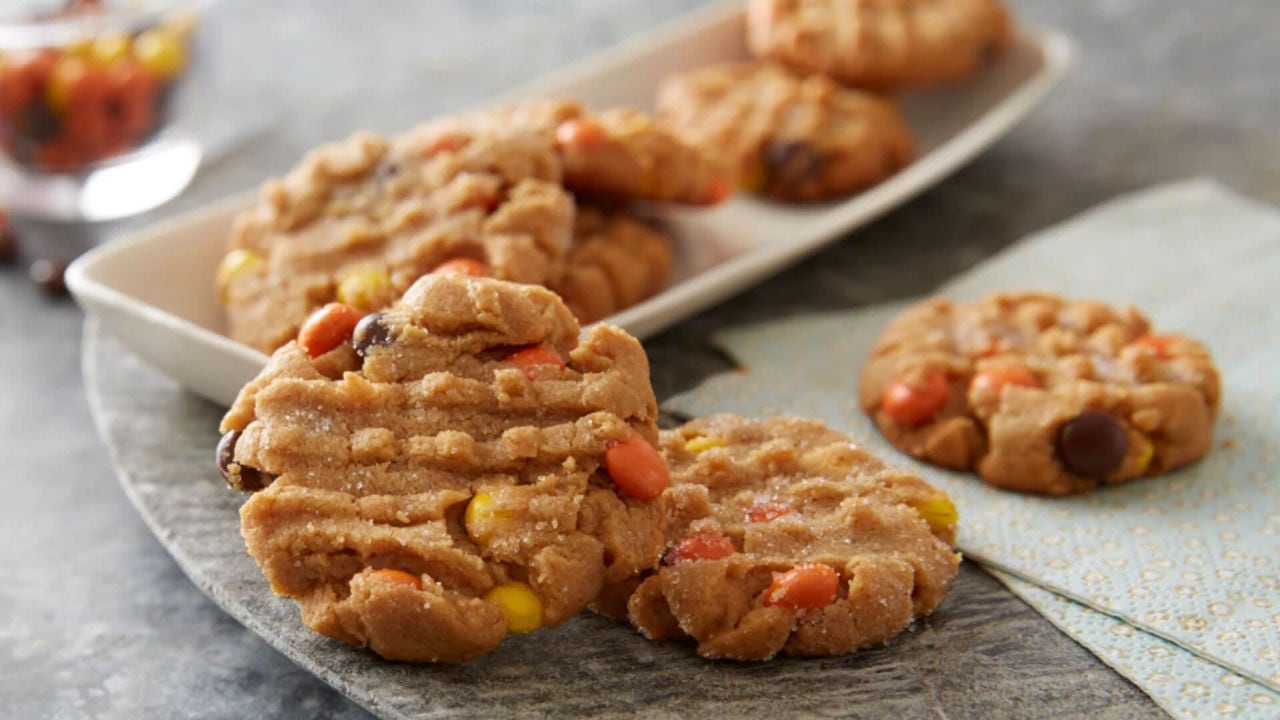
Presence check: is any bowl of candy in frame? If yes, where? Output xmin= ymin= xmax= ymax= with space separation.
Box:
xmin=0 ymin=0 xmax=205 ymax=222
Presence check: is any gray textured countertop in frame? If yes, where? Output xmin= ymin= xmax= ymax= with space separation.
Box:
xmin=1 ymin=1 xmax=1276 ymax=718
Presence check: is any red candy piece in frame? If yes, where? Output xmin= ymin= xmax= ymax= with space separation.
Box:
xmin=746 ymin=501 xmax=794 ymax=523
xmin=668 ymin=531 xmax=736 ymax=564
xmin=603 ymin=434 xmax=668 ymax=500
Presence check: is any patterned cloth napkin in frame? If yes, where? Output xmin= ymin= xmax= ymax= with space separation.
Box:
xmin=664 ymin=180 xmax=1280 ymax=719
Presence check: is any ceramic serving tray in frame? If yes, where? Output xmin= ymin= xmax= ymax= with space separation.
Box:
xmin=67 ymin=0 xmax=1072 ymax=408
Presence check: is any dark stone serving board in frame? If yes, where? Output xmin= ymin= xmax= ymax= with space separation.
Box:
xmin=83 ymin=320 xmax=1164 ymax=720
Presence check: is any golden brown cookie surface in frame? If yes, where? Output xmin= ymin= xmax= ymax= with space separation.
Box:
xmin=218 ymin=127 xmax=574 ymax=354
xmin=859 ymin=293 xmax=1221 ymax=495
xmin=425 ymin=98 xmax=733 ymax=205
xmin=606 ymin=415 xmax=959 ymax=661
xmin=550 ymin=205 xmax=672 ymax=324
xmin=218 ymin=274 xmax=667 ymax=662
xmin=747 ymin=0 xmax=1013 ymax=89
xmin=657 ymin=62 xmax=914 ymax=202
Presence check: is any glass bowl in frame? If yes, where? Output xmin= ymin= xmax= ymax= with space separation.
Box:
xmin=0 ymin=0 xmax=205 ymax=221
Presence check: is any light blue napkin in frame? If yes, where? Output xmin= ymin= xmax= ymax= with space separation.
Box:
xmin=665 ymin=180 xmax=1280 ymax=717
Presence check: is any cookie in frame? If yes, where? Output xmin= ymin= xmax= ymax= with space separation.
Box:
xmin=217 ymin=274 xmax=668 ymax=662
xmin=657 ymin=62 xmax=914 ymax=201
xmin=600 ymin=415 xmax=960 ymax=660
xmin=218 ymin=126 xmax=574 ymax=354
xmin=746 ymin=0 xmax=1013 ymax=89
xmin=425 ymin=98 xmax=733 ymax=205
xmin=859 ymin=293 xmax=1221 ymax=495
xmin=550 ymin=205 xmax=673 ymax=324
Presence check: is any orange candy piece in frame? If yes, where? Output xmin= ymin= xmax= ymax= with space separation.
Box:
xmin=505 ymin=346 xmax=566 ymax=380
xmin=555 ymin=119 xmax=607 ymax=149
xmin=701 ymin=176 xmax=734 ymax=205
xmin=1133 ymin=334 xmax=1179 ymax=359
xmin=298 ymin=302 xmax=363 ymax=358
xmin=603 ymin=434 xmax=668 ymax=500
xmin=881 ymin=370 xmax=949 ymax=426
xmin=371 ymin=569 xmax=423 ymax=590
xmin=763 ymin=564 xmax=839 ymax=613
xmin=970 ymin=365 xmax=1039 ymax=395
xmin=668 ymin=531 xmax=736 ymax=563
xmin=431 ymin=257 xmax=487 ymax=277
xmin=746 ymin=501 xmax=793 ymax=523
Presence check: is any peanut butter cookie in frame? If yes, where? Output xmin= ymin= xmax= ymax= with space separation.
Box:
xmin=746 ymin=0 xmax=1013 ymax=89
xmin=550 ymin=205 xmax=673 ymax=324
xmin=600 ymin=415 xmax=959 ymax=660
xmin=217 ymin=126 xmax=574 ymax=354
xmin=657 ymin=62 xmax=914 ymax=201
xmin=859 ymin=293 xmax=1221 ymax=495
xmin=216 ymin=274 xmax=668 ymax=662
xmin=424 ymin=98 xmax=733 ymax=205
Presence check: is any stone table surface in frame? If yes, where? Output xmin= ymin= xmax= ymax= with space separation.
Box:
xmin=1 ymin=0 xmax=1276 ymax=718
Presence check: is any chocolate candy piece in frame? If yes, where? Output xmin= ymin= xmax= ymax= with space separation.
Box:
xmin=29 ymin=258 xmax=67 ymax=296
xmin=352 ymin=312 xmax=393 ymax=358
xmin=1057 ymin=410 xmax=1128 ymax=479
xmin=216 ymin=429 xmax=269 ymax=491
xmin=762 ymin=140 xmax=825 ymax=194
xmin=0 ymin=229 xmax=16 ymax=264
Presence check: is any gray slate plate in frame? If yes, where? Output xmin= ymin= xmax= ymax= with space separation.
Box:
xmin=82 ymin=320 xmax=1164 ymax=720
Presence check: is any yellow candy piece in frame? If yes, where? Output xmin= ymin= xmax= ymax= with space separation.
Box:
xmin=89 ymin=33 xmax=132 ymax=67
xmin=216 ymin=249 xmax=264 ymax=297
xmin=134 ymin=27 xmax=187 ymax=79
xmin=464 ymin=492 xmax=511 ymax=543
xmin=335 ymin=268 xmax=391 ymax=311
xmin=684 ymin=435 xmax=725 ymax=454
xmin=484 ymin=581 xmax=543 ymax=634
xmin=1133 ymin=437 xmax=1155 ymax=475
xmin=45 ymin=57 xmax=86 ymax=115
xmin=910 ymin=495 xmax=959 ymax=535
xmin=63 ymin=38 xmax=95 ymax=60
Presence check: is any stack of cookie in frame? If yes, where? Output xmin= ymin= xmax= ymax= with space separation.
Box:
xmin=657 ymin=0 xmax=1013 ymax=201
xmin=216 ymin=99 xmax=731 ymax=355
xmin=217 ymin=273 xmax=961 ymax=662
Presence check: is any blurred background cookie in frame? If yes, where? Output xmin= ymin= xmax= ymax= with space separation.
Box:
xmin=550 ymin=205 xmax=672 ymax=324
xmin=218 ymin=126 xmax=573 ymax=354
xmin=657 ymin=62 xmax=914 ymax=202
xmin=746 ymin=0 xmax=1013 ymax=89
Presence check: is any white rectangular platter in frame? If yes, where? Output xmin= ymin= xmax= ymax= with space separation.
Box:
xmin=67 ymin=0 xmax=1071 ymax=408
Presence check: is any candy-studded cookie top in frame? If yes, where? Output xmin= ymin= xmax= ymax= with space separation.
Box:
xmin=612 ymin=414 xmax=959 ymax=660
xmin=859 ymin=292 xmax=1221 ymax=494
xmin=218 ymin=274 xmax=666 ymax=662
xmin=219 ymin=126 xmax=573 ymax=353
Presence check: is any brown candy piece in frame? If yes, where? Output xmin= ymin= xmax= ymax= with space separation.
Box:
xmin=762 ymin=140 xmax=825 ymax=194
xmin=216 ymin=429 xmax=269 ymax=491
xmin=1057 ymin=410 xmax=1127 ymax=479
xmin=352 ymin=312 xmax=394 ymax=358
